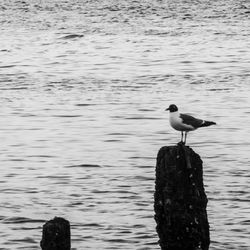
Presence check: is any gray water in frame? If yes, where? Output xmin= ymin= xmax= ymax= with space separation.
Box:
xmin=0 ymin=0 xmax=250 ymax=249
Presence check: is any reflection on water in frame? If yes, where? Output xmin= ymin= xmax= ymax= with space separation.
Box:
xmin=0 ymin=0 xmax=250 ymax=249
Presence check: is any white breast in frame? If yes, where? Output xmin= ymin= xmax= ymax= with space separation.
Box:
xmin=169 ymin=112 xmax=195 ymax=131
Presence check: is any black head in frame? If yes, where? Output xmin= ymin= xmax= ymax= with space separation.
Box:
xmin=166 ymin=104 xmax=178 ymax=112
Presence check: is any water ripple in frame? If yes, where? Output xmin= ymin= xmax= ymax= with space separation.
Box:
xmin=0 ymin=0 xmax=249 ymax=249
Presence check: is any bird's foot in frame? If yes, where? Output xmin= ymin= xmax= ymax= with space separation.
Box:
xmin=178 ymin=141 xmax=185 ymax=145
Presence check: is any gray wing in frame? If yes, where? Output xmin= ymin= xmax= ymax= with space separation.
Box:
xmin=180 ymin=113 xmax=203 ymax=128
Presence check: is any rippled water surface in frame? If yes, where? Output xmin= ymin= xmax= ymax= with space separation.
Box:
xmin=0 ymin=0 xmax=250 ymax=249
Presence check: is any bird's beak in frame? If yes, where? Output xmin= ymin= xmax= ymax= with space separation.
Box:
xmin=165 ymin=108 xmax=169 ymax=111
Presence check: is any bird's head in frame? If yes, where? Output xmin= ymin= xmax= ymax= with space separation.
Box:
xmin=165 ymin=104 xmax=178 ymax=112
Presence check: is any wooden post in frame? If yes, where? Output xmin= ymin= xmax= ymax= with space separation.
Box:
xmin=154 ymin=143 xmax=210 ymax=250
xmin=40 ymin=217 xmax=71 ymax=250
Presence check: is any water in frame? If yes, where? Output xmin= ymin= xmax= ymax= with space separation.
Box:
xmin=0 ymin=0 xmax=250 ymax=249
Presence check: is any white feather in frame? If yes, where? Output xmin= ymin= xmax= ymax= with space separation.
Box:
xmin=169 ymin=111 xmax=195 ymax=131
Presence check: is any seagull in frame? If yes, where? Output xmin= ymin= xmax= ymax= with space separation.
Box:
xmin=165 ymin=104 xmax=216 ymax=144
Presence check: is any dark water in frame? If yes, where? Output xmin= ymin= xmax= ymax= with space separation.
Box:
xmin=0 ymin=0 xmax=250 ymax=249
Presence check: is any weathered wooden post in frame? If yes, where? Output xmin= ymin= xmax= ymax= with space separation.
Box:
xmin=40 ymin=217 xmax=71 ymax=250
xmin=154 ymin=143 xmax=210 ymax=250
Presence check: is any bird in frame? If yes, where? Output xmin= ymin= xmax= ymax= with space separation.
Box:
xmin=165 ymin=104 xmax=216 ymax=144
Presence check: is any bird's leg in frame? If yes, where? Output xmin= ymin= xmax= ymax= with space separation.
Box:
xmin=184 ymin=132 xmax=187 ymax=144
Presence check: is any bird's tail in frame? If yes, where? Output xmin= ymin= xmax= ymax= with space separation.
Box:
xmin=200 ymin=120 xmax=216 ymax=127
